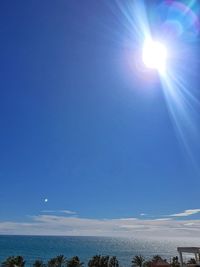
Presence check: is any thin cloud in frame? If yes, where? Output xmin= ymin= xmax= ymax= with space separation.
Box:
xmin=169 ymin=209 xmax=200 ymax=217
xmin=184 ymin=222 xmax=196 ymax=226
xmin=59 ymin=210 xmax=77 ymax=215
xmin=1 ymin=215 xmax=200 ymax=239
xmin=153 ymin=218 xmax=172 ymax=221
xmin=41 ymin=210 xmax=77 ymax=215
xmin=118 ymin=218 xmax=137 ymax=221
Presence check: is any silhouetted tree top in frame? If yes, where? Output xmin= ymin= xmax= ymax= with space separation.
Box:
xmin=1 ymin=256 xmax=25 ymax=267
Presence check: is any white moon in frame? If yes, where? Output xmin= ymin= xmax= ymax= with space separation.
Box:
xmin=44 ymin=198 xmax=48 ymax=203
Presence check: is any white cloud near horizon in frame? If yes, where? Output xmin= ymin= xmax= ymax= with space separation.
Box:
xmin=1 ymin=214 xmax=200 ymax=239
xmin=41 ymin=210 xmax=77 ymax=215
xmin=118 ymin=218 xmax=137 ymax=221
xmin=169 ymin=209 xmax=200 ymax=217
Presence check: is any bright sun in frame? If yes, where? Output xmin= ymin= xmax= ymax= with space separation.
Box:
xmin=142 ymin=39 xmax=168 ymax=74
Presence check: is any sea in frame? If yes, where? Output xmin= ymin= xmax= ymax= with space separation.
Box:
xmin=0 ymin=236 xmax=199 ymax=267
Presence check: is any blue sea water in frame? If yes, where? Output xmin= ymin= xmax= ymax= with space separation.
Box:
xmin=0 ymin=236 xmax=199 ymax=267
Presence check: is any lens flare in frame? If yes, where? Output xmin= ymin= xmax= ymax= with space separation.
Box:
xmin=116 ymin=0 xmax=200 ymax=167
xmin=142 ymin=39 xmax=168 ymax=74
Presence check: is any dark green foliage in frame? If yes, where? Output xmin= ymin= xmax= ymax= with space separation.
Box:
xmin=132 ymin=255 xmax=145 ymax=267
xmin=48 ymin=258 xmax=57 ymax=267
xmin=100 ymin=256 xmax=109 ymax=267
xmin=88 ymin=256 xmax=118 ymax=267
xmin=56 ymin=255 xmax=67 ymax=267
xmin=171 ymin=256 xmax=180 ymax=267
xmin=88 ymin=255 xmax=98 ymax=267
xmin=108 ymin=257 xmax=119 ymax=267
xmin=67 ymin=256 xmax=84 ymax=267
xmin=48 ymin=255 xmax=66 ymax=267
xmin=152 ymin=255 xmax=166 ymax=262
xmin=88 ymin=255 xmax=101 ymax=267
xmin=143 ymin=255 xmax=169 ymax=267
xmin=1 ymin=256 xmax=25 ymax=267
xmin=33 ymin=260 xmax=46 ymax=267
xmin=1 ymin=253 xmax=182 ymax=267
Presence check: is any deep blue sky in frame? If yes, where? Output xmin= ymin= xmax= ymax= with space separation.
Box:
xmin=0 ymin=0 xmax=200 ymax=225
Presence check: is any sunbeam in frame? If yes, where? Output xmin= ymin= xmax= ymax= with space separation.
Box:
xmin=118 ymin=0 xmax=200 ymax=166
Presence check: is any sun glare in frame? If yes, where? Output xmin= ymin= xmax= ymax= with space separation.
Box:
xmin=142 ymin=39 xmax=168 ymax=74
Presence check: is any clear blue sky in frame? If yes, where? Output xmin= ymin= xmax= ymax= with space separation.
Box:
xmin=0 ymin=0 xmax=200 ymax=235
